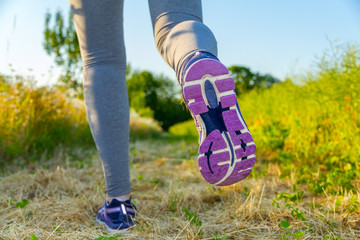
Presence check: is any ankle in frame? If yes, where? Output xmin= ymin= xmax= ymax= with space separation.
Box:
xmin=107 ymin=193 xmax=131 ymax=203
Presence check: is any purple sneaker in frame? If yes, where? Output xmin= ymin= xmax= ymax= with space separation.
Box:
xmin=181 ymin=52 xmax=256 ymax=186
xmin=96 ymin=198 xmax=136 ymax=233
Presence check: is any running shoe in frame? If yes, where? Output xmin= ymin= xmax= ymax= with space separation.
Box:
xmin=96 ymin=198 xmax=136 ymax=233
xmin=181 ymin=52 xmax=256 ymax=186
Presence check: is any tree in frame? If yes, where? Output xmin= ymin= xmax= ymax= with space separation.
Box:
xmin=228 ymin=65 xmax=280 ymax=95
xmin=126 ymin=71 xmax=191 ymax=130
xmin=43 ymin=10 xmax=82 ymax=95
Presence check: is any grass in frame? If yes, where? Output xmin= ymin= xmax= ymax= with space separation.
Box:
xmin=0 ymin=138 xmax=359 ymax=239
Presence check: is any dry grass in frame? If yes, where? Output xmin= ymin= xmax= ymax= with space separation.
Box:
xmin=1 ymin=139 xmax=359 ymax=240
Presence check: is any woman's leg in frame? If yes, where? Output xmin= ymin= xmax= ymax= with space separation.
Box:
xmin=148 ymin=0 xmax=256 ymax=186
xmin=69 ymin=0 xmax=131 ymax=198
xmin=148 ymin=0 xmax=218 ymax=79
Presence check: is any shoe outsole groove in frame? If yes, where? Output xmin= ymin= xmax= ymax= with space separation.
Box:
xmin=183 ymin=58 xmax=256 ymax=186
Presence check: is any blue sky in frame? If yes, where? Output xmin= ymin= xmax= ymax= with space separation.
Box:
xmin=1 ymin=0 xmax=360 ymax=86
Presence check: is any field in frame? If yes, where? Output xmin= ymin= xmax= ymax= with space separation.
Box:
xmin=1 ymin=44 xmax=360 ymax=239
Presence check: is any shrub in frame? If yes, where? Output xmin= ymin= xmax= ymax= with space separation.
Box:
xmin=127 ymin=71 xmax=191 ymax=130
xmin=129 ymin=109 xmax=162 ymax=139
xmin=168 ymin=119 xmax=198 ymax=139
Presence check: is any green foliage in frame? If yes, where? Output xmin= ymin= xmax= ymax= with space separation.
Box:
xmin=323 ymin=235 xmax=342 ymax=240
xmin=182 ymin=207 xmax=204 ymax=236
xmin=280 ymin=220 xmax=290 ymax=228
xmin=183 ymin=207 xmax=202 ymax=227
xmin=43 ymin=9 xmax=82 ymax=95
xmin=211 ymin=233 xmax=228 ymax=240
xmin=240 ymin=43 xmax=360 ymax=194
xmin=273 ymin=193 xmax=306 ymax=222
xmin=53 ymin=225 xmax=63 ymax=234
xmin=168 ymin=119 xmax=198 ymax=138
xmin=276 ymin=191 xmax=304 ymax=204
xmin=16 ymin=199 xmax=29 ymax=209
xmin=344 ymin=195 xmax=359 ymax=219
xmin=94 ymin=235 xmax=123 ymax=240
xmin=43 ymin=10 xmax=80 ymax=68
xmin=15 ymin=198 xmax=31 ymax=223
xmin=279 ymin=220 xmax=304 ymax=240
xmin=127 ymin=70 xmax=191 ymax=130
xmin=287 ymin=204 xmax=306 ymax=221
xmin=168 ymin=200 xmax=177 ymax=212
xmin=228 ymin=65 xmax=279 ymax=95
xmin=28 ymin=235 xmax=38 ymax=240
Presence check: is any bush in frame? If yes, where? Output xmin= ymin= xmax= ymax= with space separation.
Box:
xmin=168 ymin=119 xmax=198 ymax=139
xmin=129 ymin=109 xmax=162 ymax=139
xmin=127 ymin=71 xmax=191 ymax=130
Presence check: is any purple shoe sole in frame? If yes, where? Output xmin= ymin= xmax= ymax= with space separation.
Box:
xmin=183 ymin=59 xmax=256 ymax=186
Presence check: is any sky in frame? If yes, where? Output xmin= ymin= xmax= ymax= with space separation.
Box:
xmin=0 ymin=0 xmax=360 ymax=86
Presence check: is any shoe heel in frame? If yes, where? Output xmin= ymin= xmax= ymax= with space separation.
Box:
xmin=182 ymin=58 xmax=256 ymax=186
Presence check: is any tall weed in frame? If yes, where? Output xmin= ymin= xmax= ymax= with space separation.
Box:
xmin=0 ymin=75 xmax=162 ymax=163
xmin=169 ymin=43 xmax=360 ymax=194
xmin=240 ymin=43 xmax=360 ymax=194
xmin=0 ymin=75 xmax=92 ymax=162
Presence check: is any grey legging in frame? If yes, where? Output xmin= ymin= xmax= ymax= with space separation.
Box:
xmin=69 ymin=0 xmax=217 ymax=197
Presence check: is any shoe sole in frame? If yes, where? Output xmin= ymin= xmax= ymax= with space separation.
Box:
xmin=183 ymin=58 xmax=256 ymax=186
xmin=96 ymin=217 xmax=129 ymax=233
